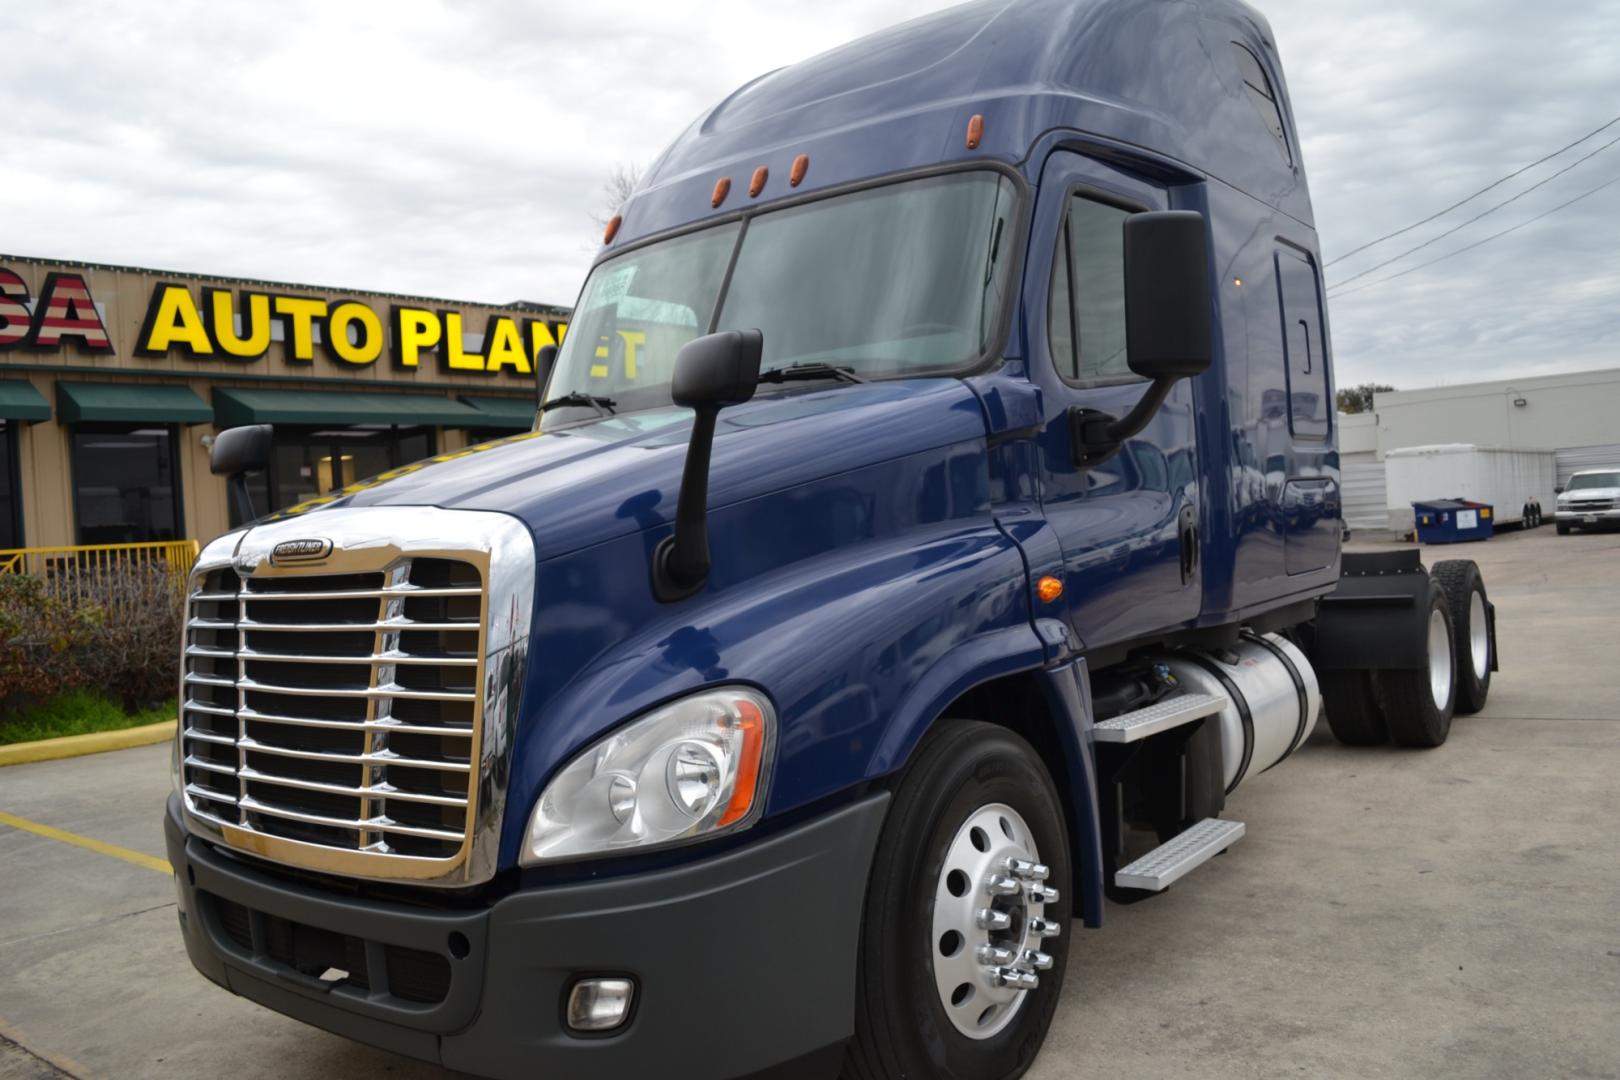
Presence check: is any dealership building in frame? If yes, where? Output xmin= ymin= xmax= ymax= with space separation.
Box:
xmin=0 ymin=255 xmax=566 ymax=549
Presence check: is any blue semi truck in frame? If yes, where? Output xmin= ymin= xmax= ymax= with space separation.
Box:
xmin=164 ymin=0 xmax=1499 ymax=1076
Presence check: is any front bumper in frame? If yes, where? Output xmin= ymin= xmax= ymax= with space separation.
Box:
xmin=166 ymin=792 xmax=888 ymax=1080
xmin=1555 ymin=507 xmax=1620 ymax=524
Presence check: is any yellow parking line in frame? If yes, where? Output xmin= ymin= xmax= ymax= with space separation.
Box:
xmin=0 ymin=810 xmax=170 ymax=874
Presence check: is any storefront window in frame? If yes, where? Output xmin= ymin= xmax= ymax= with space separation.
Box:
xmin=231 ymin=425 xmax=438 ymax=526
xmin=0 ymin=422 xmax=19 ymax=549
xmin=71 ymin=425 xmax=183 ymax=543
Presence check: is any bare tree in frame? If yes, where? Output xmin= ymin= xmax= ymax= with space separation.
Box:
xmin=590 ymin=163 xmax=643 ymax=230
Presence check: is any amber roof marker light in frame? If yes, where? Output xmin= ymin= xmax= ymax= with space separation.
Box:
xmin=789 ymin=154 xmax=810 ymax=187
xmin=712 ymin=177 xmax=732 ymax=208
xmin=749 ymin=166 xmax=769 ymax=197
xmin=603 ymin=214 xmax=622 ymax=244
xmin=966 ymin=114 xmax=985 ymax=150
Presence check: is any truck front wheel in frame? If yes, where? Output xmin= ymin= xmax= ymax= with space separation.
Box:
xmin=844 ymin=720 xmax=1071 ymax=1080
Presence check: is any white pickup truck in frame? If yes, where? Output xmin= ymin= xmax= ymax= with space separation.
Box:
xmin=1555 ymin=469 xmax=1620 ymax=534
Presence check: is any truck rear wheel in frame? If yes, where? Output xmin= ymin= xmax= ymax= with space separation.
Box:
xmin=844 ymin=720 xmax=1070 ymax=1080
xmin=1432 ymin=560 xmax=1491 ymax=714
xmin=1320 ymin=671 xmax=1387 ymax=746
xmin=1376 ymin=581 xmax=1457 ymax=747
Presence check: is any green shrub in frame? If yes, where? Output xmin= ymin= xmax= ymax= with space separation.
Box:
xmin=0 ymin=563 xmax=184 ymax=718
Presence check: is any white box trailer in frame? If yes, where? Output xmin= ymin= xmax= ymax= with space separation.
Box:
xmin=1384 ymin=444 xmax=1556 ymax=534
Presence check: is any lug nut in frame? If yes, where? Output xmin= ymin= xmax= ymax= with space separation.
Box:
xmin=1006 ymin=858 xmax=1050 ymax=882
xmin=1021 ymin=949 xmax=1054 ymax=971
xmin=976 ymin=945 xmax=1015 ymax=966
xmin=976 ymin=907 xmax=1012 ymax=931
xmin=993 ymin=967 xmax=1040 ymax=990
xmin=985 ymin=874 xmax=1021 ymax=897
xmin=1028 ymin=916 xmax=1062 ymax=938
xmin=1027 ymin=884 xmax=1060 ymax=904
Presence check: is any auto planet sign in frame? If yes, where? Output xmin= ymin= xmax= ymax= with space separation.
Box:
xmin=0 ymin=265 xmax=565 ymax=379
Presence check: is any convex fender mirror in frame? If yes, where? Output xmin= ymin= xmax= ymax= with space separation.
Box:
xmin=652 ymin=329 xmax=764 ymax=601
xmin=211 ymin=424 xmax=273 ymax=525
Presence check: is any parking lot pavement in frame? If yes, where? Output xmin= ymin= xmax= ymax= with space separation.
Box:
xmin=2 ymin=526 xmax=1617 ymax=1079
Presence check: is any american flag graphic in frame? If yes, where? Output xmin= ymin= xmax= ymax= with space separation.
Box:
xmin=0 ymin=269 xmax=30 ymax=349
xmin=27 ymin=272 xmax=113 ymax=353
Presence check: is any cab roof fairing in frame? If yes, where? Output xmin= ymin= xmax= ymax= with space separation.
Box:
xmin=602 ymin=0 xmax=1314 ymax=255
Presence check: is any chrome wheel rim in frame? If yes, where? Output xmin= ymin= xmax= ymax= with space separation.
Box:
xmin=1428 ymin=608 xmax=1454 ymax=710
xmin=1468 ymin=591 xmax=1489 ymax=678
xmin=930 ymin=803 xmax=1057 ymax=1040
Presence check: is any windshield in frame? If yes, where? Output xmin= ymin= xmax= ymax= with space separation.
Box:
xmin=545 ymin=171 xmax=1018 ymax=421
xmin=1568 ymin=471 xmax=1620 ymax=490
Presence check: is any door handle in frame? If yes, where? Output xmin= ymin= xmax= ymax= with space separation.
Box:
xmin=1298 ymin=318 xmax=1312 ymax=375
xmin=1177 ymin=505 xmax=1198 ymax=586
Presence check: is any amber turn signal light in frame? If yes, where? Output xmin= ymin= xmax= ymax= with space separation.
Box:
xmin=712 ymin=177 xmax=732 ymax=208
xmin=1037 ymin=576 xmax=1063 ymax=603
xmin=603 ymin=214 xmax=622 ymax=244
xmin=966 ymin=114 xmax=985 ymax=150
xmin=716 ymin=698 xmax=767 ymax=828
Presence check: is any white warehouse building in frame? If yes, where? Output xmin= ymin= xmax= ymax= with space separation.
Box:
xmin=1339 ymin=366 xmax=1620 ymax=531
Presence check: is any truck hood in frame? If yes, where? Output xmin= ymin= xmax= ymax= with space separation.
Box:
xmin=285 ymin=378 xmax=990 ymax=562
xmin=1560 ymin=486 xmax=1620 ymax=500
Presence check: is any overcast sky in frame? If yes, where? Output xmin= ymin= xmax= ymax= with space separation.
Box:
xmin=3 ymin=0 xmax=1618 ymax=390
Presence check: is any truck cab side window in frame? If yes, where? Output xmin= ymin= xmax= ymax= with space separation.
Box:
xmin=1050 ymin=196 xmax=1132 ymax=385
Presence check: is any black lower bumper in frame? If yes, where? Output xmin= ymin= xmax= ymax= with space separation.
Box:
xmin=165 ymin=792 xmax=888 ymax=1080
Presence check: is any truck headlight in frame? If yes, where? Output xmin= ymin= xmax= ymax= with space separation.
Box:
xmin=521 ymin=686 xmax=775 ymax=865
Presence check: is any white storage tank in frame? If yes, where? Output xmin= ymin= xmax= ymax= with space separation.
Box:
xmin=1384 ymin=444 xmax=1557 ymax=534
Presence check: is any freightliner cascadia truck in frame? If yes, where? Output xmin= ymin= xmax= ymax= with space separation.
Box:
xmin=164 ymin=0 xmax=1500 ymax=1076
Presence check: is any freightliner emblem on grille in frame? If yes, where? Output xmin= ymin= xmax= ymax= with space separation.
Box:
xmin=270 ymin=537 xmax=334 ymax=565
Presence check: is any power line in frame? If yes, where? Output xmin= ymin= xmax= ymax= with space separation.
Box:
xmin=1326 ymin=131 xmax=1620 ymax=292
xmin=1324 ymin=112 xmax=1620 ymax=267
xmin=1326 ymin=170 xmax=1620 ymax=301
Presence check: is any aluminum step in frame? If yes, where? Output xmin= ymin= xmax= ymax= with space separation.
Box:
xmin=1093 ymin=693 xmax=1224 ymax=744
xmin=1114 ymin=817 xmax=1246 ymax=892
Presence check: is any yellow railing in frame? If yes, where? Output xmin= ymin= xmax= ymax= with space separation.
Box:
xmin=0 ymin=540 xmax=200 ymax=608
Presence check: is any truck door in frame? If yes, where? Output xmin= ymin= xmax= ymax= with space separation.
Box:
xmin=1273 ymin=243 xmax=1337 ymax=575
xmin=1029 ymin=153 xmax=1202 ymax=648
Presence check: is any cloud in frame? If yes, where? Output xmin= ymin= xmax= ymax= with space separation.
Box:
xmin=3 ymin=0 xmax=1618 ymax=388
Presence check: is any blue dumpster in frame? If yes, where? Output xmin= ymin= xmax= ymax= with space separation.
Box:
xmin=1413 ymin=499 xmax=1494 ymax=544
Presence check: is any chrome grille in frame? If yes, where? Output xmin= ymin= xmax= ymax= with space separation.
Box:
xmin=1568 ymin=498 xmax=1616 ymax=511
xmin=181 ymin=558 xmax=485 ymax=861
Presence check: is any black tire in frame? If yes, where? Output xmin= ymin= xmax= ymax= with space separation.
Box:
xmin=1320 ymin=671 xmax=1387 ymax=745
xmin=1432 ymin=559 xmax=1491 ymax=714
xmin=1377 ymin=580 xmax=1457 ymax=748
xmin=844 ymin=721 xmax=1071 ymax=1080
xmin=1556 ymin=521 xmax=1571 ymax=535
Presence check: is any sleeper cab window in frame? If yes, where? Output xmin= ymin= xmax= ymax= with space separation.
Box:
xmin=1232 ymin=42 xmax=1292 ymax=164
xmin=1047 ymin=195 xmax=1132 ymax=385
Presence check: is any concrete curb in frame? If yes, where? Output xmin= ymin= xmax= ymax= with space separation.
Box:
xmin=0 ymin=719 xmax=176 ymax=767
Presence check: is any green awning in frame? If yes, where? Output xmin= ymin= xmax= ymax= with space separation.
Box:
xmin=212 ymin=387 xmax=485 ymax=428
xmin=56 ymin=382 xmax=212 ymax=424
xmin=0 ymin=380 xmax=50 ymax=423
xmin=459 ymin=395 xmax=537 ymax=429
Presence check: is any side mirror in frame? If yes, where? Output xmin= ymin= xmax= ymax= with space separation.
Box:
xmin=653 ymin=329 xmax=763 ymax=601
xmin=1554 ymin=486 xmax=1564 ymax=495
xmin=210 ymin=424 xmax=273 ymax=524
xmin=1072 ymin=210 xmax=1212 ymax=465
xmin=1123 ymin=210 xmax=1213 ymax=380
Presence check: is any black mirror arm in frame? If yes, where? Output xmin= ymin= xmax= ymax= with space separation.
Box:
xmin=653 ymin=405 xmax=720 ymax=601
xmin=227 ymin=474 xmax=258 ymax=526
xmin=1072 ymin=376 xmax=1180 ymax=466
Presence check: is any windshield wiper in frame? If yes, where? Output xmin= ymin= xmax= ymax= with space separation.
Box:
xmin=540 ymin=392 xmax=617 ymax=418
xmin=757 ymin=363 xmax=867 ymax=385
